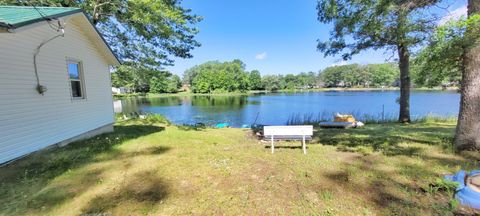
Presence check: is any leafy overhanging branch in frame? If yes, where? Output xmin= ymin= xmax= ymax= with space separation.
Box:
xmin=317 ymin=0 xmax=440 ymax=60
xmin=3 ymin=0 xmax=202 ymax=69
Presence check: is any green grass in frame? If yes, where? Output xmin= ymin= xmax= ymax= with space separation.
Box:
xmin=0 ymin=119 xmax=479 ymax=215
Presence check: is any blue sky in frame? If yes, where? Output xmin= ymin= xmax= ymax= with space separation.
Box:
xmin=166 ymin=0 xmax=467 ymax=76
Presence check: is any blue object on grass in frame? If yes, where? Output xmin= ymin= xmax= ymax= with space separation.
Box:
xmin=445 ymin=170 xmax=480 ymax=209
xmin=215 ymin=123 xmax=229 ymax=128
xmin=241 ymin=124 xmax=250 ymax=128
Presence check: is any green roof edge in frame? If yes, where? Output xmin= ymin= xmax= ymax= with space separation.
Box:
xmin=0 ymin=7 xmax=121 ymax=65
xmin=0 ymin=8 xmax=83 ymax=29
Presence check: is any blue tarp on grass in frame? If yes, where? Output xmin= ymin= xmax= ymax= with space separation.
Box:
xmin=215 ymin=123 xmax=230 ymax=128
xmin=445 ymin=170 xmax=480 ymax=209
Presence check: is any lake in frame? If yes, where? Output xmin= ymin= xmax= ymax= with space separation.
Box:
xmin=114 ymin=90 xmax=460 ymax=127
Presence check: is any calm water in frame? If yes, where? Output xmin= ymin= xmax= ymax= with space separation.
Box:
xmin=114 ymin=91 xmax=460 ymax=127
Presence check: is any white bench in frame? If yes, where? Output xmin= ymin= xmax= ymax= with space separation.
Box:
xmin=263 ymin=125 xmax=313 ymax=154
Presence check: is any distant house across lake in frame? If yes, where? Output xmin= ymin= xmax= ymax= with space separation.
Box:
xmin=112 ymin=87 xmax=132 ymax=94
xmin=0 ymin=6 xmax=120 ymax=164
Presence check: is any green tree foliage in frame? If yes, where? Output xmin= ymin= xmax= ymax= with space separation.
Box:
xmin=413 ymin=16 xmax=480 ymax=87
xmin=365 ymin=64 xmax=399 ymax=87
xmin=185 ymin=60 xmax=399 ymax=92
xmin=248 ymin=70 xmax=262 ymax=90
xmin=150 ymin=73 xmax=182 ymax=94
xmin=261 ymin=75 xmax=285 ymax=91
xmin=111 ymin=66 xmax=133 ymax=89
xmin=297 ymin=72 xmax=318 ymax=89
xmin=111 ymin=63 xmax=159 ymax=92
xmin=111 ymin=63 xmax=180 ymax=93
xmin=261 ymin=72 xmax=319 ymax=91
xmin=183 ymin=66 xmax=199 ymax=85
xmin=189 ymin=60 xmax=250 ymax=93
xmin=5 ymin=0 xmax=202 ymax=69
xmin=320 ymin=64 xmax=359 ymax=87
xmin=170 ymin=75 xmax=182 ymax=90
xmin=320 ymin=63 xmax=398 ymax=87
xmin=283 ymin=74 xmax=297 ymax=89
xmin=317 ymin=0 xmax=441 ymax=122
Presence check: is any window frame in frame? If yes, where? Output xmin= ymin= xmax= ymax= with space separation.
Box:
xmin=66 ymin=58 xmax=86 ymax=100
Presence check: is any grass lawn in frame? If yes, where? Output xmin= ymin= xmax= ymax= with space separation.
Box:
xmin=1 ymin=119 xmax=479 ymax=215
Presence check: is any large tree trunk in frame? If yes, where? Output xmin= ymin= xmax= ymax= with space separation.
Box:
xmin=454 ymin=0 xmax=480 ymax=151
xmin=398 ymin=44 xmax=411 ymax=123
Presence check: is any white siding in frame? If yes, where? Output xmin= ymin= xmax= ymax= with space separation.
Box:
xmin=0 ymin=15 xmax=114 ymax=163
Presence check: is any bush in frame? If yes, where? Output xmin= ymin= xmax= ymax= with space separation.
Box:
xmin=144 ymin=114 xmax=171 ymax=125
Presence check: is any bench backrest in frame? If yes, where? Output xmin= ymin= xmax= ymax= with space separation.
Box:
xmin=264 ymin=125 xmax=313 ymax=136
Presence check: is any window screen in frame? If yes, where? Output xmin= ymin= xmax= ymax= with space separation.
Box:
xmin=67 ymin=61 xmax=84 ymax=99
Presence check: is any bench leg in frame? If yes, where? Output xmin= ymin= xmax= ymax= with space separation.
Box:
xmin=302 ymin=135 xmax=306 ymax=154
xmin=271 ymin=136 xmax=274 ymax=154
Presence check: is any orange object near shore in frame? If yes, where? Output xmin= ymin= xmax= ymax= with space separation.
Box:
xmin=334 ymin=114 xmax=356 ymax=123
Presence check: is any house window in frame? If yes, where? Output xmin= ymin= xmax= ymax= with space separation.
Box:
xmin=67 ymin=60 xmax=85 ymax=99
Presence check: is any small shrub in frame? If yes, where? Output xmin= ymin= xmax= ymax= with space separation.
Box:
xmin=423 ymin=178 xmax=459 ymax=195
xmin=144 ymin=114 xmax=171 ymax=125
xmin=178 ymin=123 xmax=207 ymax=131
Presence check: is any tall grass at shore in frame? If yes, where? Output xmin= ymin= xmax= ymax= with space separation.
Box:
xmin=286 ymin=111 xmax=457 ymax=125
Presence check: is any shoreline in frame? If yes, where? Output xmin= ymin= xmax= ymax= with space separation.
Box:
xmin=113 ymin=87 xmax=459 ymax=99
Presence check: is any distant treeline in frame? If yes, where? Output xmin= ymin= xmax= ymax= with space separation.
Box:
xmin=111 ymin=59 xmax=459 ymax=94
xmin=319 ymin=63 xmax=399 ymax=88
xmin=182 ymin=60 xmax=402 ymax=93
xmin=183 ymin=60 xmax=257 ymax=93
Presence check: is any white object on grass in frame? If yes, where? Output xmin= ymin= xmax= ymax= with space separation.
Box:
xmin=263 ymin=125 xmax=313 ymax=154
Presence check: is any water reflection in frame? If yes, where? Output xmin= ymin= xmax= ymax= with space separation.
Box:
xmin=145 ymin=97 xmax=184 ymax=107
xmin=115 ymin=91 xmax=460 ymax=127
xmin=191 ymin=96 xmax=249 ymax=113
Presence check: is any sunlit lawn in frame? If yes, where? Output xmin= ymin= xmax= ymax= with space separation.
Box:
xmin=1 ymin=119 xmax=479 ymax=215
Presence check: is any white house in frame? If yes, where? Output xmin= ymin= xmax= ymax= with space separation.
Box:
xmin=0 ymin=6 xmax=120 ymax=164
xmin=112 ymin=86 xmax=131 ymax=94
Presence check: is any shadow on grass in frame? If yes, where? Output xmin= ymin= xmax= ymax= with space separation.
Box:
xmin=313 ymin=123 xmax=456 ymax=156
xmin=0 ymin=125 xmax=165 ymax=215
xmin=264 ymin=145 xmax=306 ymax=149
xmin=25 ymin=167 xmax=105 ymax=211
xmin=106 ymin=145 xmax=171 ymax=161
xmin=81 ymin=170 xmax=169 ymax=215
xmin=321 ymin=156 xmax=437 ymax=214
xmin=321 ymin=151 xmax=480 ymax=214
xmin=177 ymin=124 xmax=207 ymax=131
xmin=315 ymin=123 xmax=480 ymax=214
